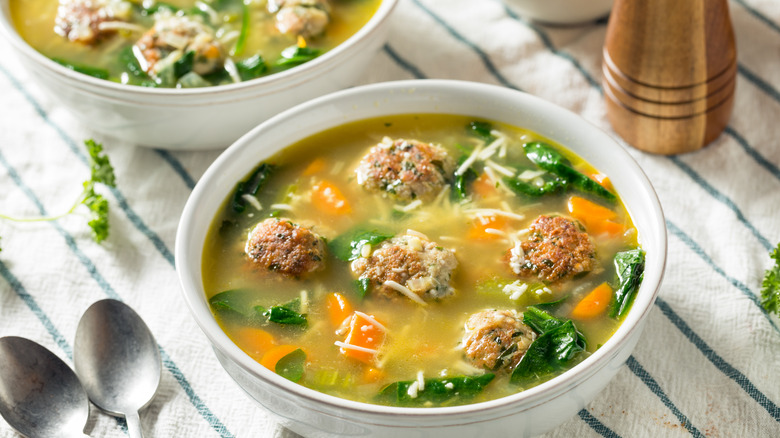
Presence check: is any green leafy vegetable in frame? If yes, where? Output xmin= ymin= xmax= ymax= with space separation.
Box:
xmin=173 ymin=50 xmax=195 ymax=79
xmin=141 ymin=1 xmax=179 ymax=15
xmin=260 ymin=305 xmax=308 ymax=326
xmin=355 ymin=278 xmax=371 ymax=299
xmin=231 ymin=163 xmax=276 ymax=213
xmin=208 ymin=288 xmax=256 ymax=318
xmin=276 ymin=348 xmax=306 ymax=382
xmin=610 ymin=248 xmax=645 ymax=318
xmin=511 ymin=307 xmax=586 ymax=385
xmin=502 ymin=175 xmax=566 ymax=197
xmin=468 ymin=121 xmax=495 ymax=143
xmin=761 ymin=243 xmax=780 ymax=316
xmin=522 ymin=142 xmax=616 ymax=202
xmin=52 ymin=59 xmax=109 ymax=80
xmin=210 ymin=290 xmax=307 ymax=326
xmin=276 ymin=45 xmax=321 ymax=67
xmin=236 ymin=54 xmax=268 ymax=81
xmin=452 ymin=155 xmax=478 ymax=200
xmin=378 ymin=374 xmax=495 ymax=407
xmin=328 ymin=228 xmax=393 ymax=262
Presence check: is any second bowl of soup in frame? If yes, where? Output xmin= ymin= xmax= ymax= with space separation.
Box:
xmin=176 ymin=79 xmax=666 ymax=436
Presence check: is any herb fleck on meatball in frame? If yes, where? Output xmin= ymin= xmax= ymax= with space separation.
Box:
xmin=462 ymin=309 xmax=536 ymax=371
xmin=245 ymin=218 xmax=326 ymax=277
xmin=508 ymin=215 xmax=597 ymax=283
xmin=355 ymin=138 xmax=456 ymax=202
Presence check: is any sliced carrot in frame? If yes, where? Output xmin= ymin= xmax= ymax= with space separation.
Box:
xmin=472 ymin=172 xmax=498 ymax=198
xmin=260 ymin=344 xmax=302 ymax=371
xmin=303 ymin=157 xmax=327 ymax=176
xmin=362 ymin=366 xmax=386 ymax=384
xmin=326 ymin=292 xmax=353 ymax=328
xmin=567 ymin=195 xmax=626 ymax=237
xmin=312 ymin=180 xmax=351 ymax=215
xmin=232 ymin=327 xmax=276 ymax=357
xmin=340 ymin=312 xmax=385 ymax=364
xmin=588 ymin=172 xmax=613 ymax=190
xmin=570 ymin=282 xmax=613 ymax=320
xmin=467 ymin=214 xmax=506 ymax=240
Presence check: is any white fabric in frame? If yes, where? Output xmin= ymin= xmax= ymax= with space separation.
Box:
xmin=1 ymin=0 xmax=780 ymax=437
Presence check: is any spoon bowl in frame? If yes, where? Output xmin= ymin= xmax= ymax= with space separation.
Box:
xmin=0 ymin=336 xmax=89 ymax=438
xmin=74 ymin=299 xmax=161 ymax=438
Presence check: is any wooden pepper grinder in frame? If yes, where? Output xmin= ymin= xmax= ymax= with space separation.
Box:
xmin=602 ymin=0 xmax=737 ymax=154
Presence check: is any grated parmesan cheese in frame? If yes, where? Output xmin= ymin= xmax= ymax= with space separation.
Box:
xmin=384 ymin=280 xmax=428 ymax=305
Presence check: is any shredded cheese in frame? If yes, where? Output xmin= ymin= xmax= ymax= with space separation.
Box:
xmin=384 ymin=280 xmax=428 ymax=305
xmin=353 ymin=311 xmax=389 ymax=332
xmin=334 ymin=341 xmax=379 ymax=354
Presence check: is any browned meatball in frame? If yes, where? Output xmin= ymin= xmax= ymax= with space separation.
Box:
xmin=508 ymin=215 xmax=597 ymax=283
xmin=267 ymin=0 xmax=331 ymax=38
xmin=351 ymin=233 xmax=457 ymax=303
xmin=462 ymin=309 xmax=536 ymax=371
xmin=245 ymin=218 xmax=326 ymax=277
xmin=54 ymin=0 xmax=132 ymax=44
xmin=355 ymin=139 xmax=457 ymax=202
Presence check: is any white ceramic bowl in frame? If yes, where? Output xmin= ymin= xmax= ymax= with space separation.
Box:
xmin=0 ymin=0 xmax=397 ymax=150
xmin=176 ymin=80 xmax=666 ymax=437
xmin=505 ymin=0 xmax=613 ymax=25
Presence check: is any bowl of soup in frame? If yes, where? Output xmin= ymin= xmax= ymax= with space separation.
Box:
xmin=0 ymin=0 xmax=396 ymax=149
xmin=176 ymin=79 xmax=666 ymax=436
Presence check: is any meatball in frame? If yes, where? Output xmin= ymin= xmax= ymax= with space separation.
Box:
xmin=351 ymin=233 xmax=457 ymax=302
xmin=54 ymin=0 xmax=132 ymax=45
xmin=508 ymin=215 xmax=597 ymax=283
xmin=245 ymin=218 xmax=326 ymax=277
xmin=462 ymin=309 xmax=536 ymax=372
xmin=355 ymin=138 xmax=457 ymax=202
xmin=134 ymin=13 xmax=224 ymax=80
xmin=267 ymin=0 xmax=331 ymax=38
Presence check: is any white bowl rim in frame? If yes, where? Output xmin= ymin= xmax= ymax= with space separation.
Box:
xmin=176 ymin=79 xmax=667 ymax=419
xmin=0 ymin=0 xmax=398 ymax=98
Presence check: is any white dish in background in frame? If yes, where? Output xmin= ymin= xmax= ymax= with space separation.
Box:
xmin=0 ymin=0 xmax=398 ymax=150
xmin=175 ymin=79 xmax=666 ymax=437
xmin=505 ymin=0 xmax=613 ymax=25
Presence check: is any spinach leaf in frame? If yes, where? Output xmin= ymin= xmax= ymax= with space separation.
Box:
xmin=209 ymin=288 xmax=257 ymax=319
xmin=610 ymin=248 xmax=645 ymax=318
xmin=328 ymin=228 xmax=393 ymax=262
xmin=141 ymin=1 xmax=179 ymax=15
xmin=236 ymin=54 xmax=268 ymax=81
xmin=276 ymin=348 xmax=306 ymax=382
xmin=355 ymin=278 xmax=371 ymax=299
xmin=502 ymin=175 xmax=566 ymax=197
xmin=468 ymin=121 xmax=495 ymax=143
xmin=452 ymin=155 xmax=478 ymax=200
xmin=118 ymin=46 xmax=148 ymax=80
xmin=210 ymin=290 xmax=306 ymax=326
xmin=511 ymin=307 xmax=586 ymax=385
xmin=52 ymin=58 xmax=109 ymax=80
xmin=173 ymin=51 xmax=195 ymax=79
xmin=276 ymin=46 xmax=321 ymax=67
xmin=233 ymin=1 xmax=250 ymax=56
xmin=262 ymin=305 xmax=307 ymax=326
xmin=523 ymin=142 xmax=616 ymax=202
xmin=378 ymin=374 xmax=495 ymax=407
xmin=231 ymin=163 xmax=276 ymax=213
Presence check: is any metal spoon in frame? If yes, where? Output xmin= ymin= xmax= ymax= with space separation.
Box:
xmin=74 ymin=299 xmax=161 ymax=438
xmin=0 ymin=336 xmax=90 ymax=438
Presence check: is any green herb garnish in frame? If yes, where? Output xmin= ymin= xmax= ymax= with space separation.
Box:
xmin=760 ymin=243 xmax=780 ymax=316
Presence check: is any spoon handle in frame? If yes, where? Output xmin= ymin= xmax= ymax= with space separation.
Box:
xmin=125 ymin=411 xmax=145 ymax=438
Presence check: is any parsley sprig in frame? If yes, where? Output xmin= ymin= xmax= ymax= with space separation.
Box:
xmin=0 ymin=139 xmax=117 ymax=248
xmin=761 ymin=243 xmax=780 ymax=316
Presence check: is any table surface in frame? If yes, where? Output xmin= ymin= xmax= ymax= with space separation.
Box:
xmin=1 ymin=0 xmax=779 ymax=437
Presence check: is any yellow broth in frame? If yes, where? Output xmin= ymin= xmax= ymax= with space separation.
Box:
xmin=10 ymin=0 xmax=381 ymax=87
xmin=202 ymin=114 xmax=641 ymax=406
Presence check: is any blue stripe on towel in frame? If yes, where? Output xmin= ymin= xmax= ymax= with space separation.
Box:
xmin=625 ymin=356 xmax=705 ymax=437
xmin=577 ymin=409 xmax=622 ymax=438
xmin=155 ymin=149 xmax=197 ymax=190
xmin=383 ymin=44 xmax=427 ymax=80
xmin=732 ymin=0 xmax=780 ymax=35
xmin=0 ymin=150 xmax=234 ymax=438
xmin=410 ymin=0 xmax=522 ymax=91
xmin=655 ymin=297 xmax=780 ymax=422
xmin=724 ymin=126 xmax=780 ymax=181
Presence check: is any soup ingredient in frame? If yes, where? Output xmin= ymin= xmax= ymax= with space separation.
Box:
xmin=508 ymin=215 xmax=597 ymax=283
xmin=312 ymin=180 xmax=351 ymax=215
xmin=274 ymin=348 xmax=307 ymax=382
xmin=257 ymin=301 xmax=308 ymax=326
xmin=523 ymin=142 xmax=617 ymax=202
xmin=610 ymin=249 xmax=646 ymax=318
xmin=0 ymin=139 xmax=116 ymax=244
xmin=378 ymin=373 xmax=495 ymax=407
xmin=760 ymin=243 xmax=780 ymax=316
xmin=54 ymin=0 xmax=132 ymax=44
xmin=566 ymin=195 xmax=625 ymax=237
xmin=134 ymin=13 xmax=225 ymax=84
xmin=209 ymin=289 xmax=307 ymax=326
xmin=326 ymin=292 xmax=353 ymax=327
xmin=232 ymin=163 xmax=276 ymax=214
xmin=245 ymin=218 xmax=327 ymax=277
xmin=268 ymin=0 xmax=331 ymax=38
xmin=511 ymin=307 xmax=586 ymax=385
xmin=261 ymin=345 xmax=303 ymax=372
xmin=338 ymin=311 xmax=386 ymax=364
xmin=355 ymin=138 xmax=457 ymax=202
xmin=329 ymin=228 xmax=393 ymax=262
xmin=570 ymin=282 xmax=612 ymax=320
xmin=351 ymin=233 xmax=458 ymax=302
xmin=461 ymin=309 xmax=537 ymax=372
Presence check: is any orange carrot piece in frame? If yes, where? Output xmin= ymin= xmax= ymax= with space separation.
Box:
xmin=232 ymin=327 xmax=276 ymax=357
xmin=589 ymin=172 xmax=612 ymax=190
xmin=571 ymin=282 xmax=613 ymax=320
xmin=467 ymin=214 xmax=506 ymax=240
xmin=303 ymin=157 xmax=327 ymax=176
xmin=312 ymin=180 xmax=351 ymax=215
xmin=567 ymin=196 xmax=626 ymax=237
xmin=326 ymin=292 xmax=353 ymax=328
xmin=472 ymin=173 xmax=497 ymax=198
xmin=340 ymin=312 xmax=385 ymax=364
xmin=362 ymin=366 xmax=386 ymax=384
xmin=260 ymin=345 xmax=302 ymax=371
